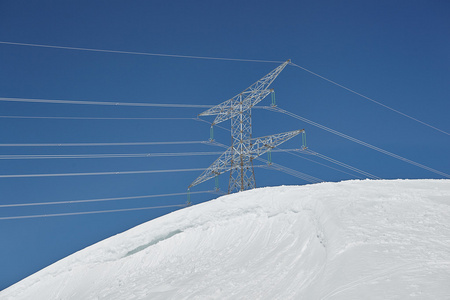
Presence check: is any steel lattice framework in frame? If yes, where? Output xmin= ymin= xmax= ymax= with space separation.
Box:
xmin=189 ymin=59 xmax=304 ymax=193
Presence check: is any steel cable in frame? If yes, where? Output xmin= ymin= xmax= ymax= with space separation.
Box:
xmin=289 ymin=62 xmax=449 ymax=136
xmin=0 ymin=190 xmax=213 ymax=208
xmin=268 ymin=106 xmax=450 ymax=178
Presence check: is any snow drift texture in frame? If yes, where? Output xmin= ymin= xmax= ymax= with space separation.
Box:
xmin=2 ymin=180 xmax=450 ymax=299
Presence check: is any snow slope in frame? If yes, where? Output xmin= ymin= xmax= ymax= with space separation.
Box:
xmin=2 ymin=180 xmax=450 ymax=299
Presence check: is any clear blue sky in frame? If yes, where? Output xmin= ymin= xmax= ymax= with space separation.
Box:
xmin=1 ymin=0 xmax=449 ymax=290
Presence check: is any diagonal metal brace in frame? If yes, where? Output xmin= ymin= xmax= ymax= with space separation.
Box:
xmin=188 ymin=146 xmax=235 ymax=188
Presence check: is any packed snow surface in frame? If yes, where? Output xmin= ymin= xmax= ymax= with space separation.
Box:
xmin=2 ymin=180 xmax=450 ymax=299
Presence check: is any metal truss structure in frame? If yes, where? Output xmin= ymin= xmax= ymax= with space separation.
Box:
xmin=189 ymin=59 xmax=304 ymax=193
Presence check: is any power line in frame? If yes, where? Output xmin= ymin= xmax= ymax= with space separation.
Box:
xmin=0 ymin=115 xmax=197 ymax=120
xmin=0 ymin=151 xmax=225 ymax=160
xmin=0 ymin=149 xmax=302 ymax=160
xmin=289 ymin=62 xmax=450 ymax=136
xmin=0 ymin=204 xmax=187 ymax=220
xmin=256 ymin=160 xmax=324 ymax=184
xmin=0 ymin=115 xmax=247 ymax=130
xmin=213 ymin=137 xmax=371 ymax=181
xmin=278 ymin=148 xmax=367 ymax=179
xmin=0 ymin=190 xmax=213 ymax=208
xmin=4 ymin=40 xmax=445 ymax=179
xmin=0 ymin=140 xmax=210 ymax=147
xmin=278 ymin=147 xmax=380 ymax=179
xmin=0 ymin=97 xmax=213 ymax=108
xmin=2 ymin=40 xmax=446 ymax=136
xmin=268 ymin=106 xmax=450 ymax=178
xmin=0 ymin=168 xmax=207 ymax=178
xmin=305 ymin=149 xmax=380 ymax=179
xmin=0 ymin=165 xmax=271 ymax=178
xmin=0 ymin=41 xmax=283 ymax=64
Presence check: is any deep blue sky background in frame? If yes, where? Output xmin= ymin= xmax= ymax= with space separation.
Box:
xmin=1 ymin=0 xmax=449 ymax=290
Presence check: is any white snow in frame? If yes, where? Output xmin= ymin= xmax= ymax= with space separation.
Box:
xmin=2 ymin=179 xmax=450 ymax=299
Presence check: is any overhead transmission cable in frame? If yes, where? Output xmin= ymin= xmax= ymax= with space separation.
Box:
xmin=203 ymin=115 xmax=379 ymax=182
xmin=0 ymin=204 xmax=187 ymax=220
xmin=256 ymin=161 xmax=324 ymax=184
xmin=267 ymin=106 xmax=450 ymax=178
xmin=1 ymin=41 xmax=446 ymax=136
xmin=0 ymin=151 xmax=225 ymax=160
xmin=0 ymin=97 xmax=213 ymax=108
xmin=288 ymin=62 xmax=449 ymax=136
xmin=2 ymin=41 xmax=445 ymax=179
xmin=208 ymin=128 xmax=371 ymax=182
xmin=0 ymin=149 xmax=302 ymax=160
xmin=276 ymin=147 xmax=379 ymax=179
xmin=203 ymin=119 xmax=372 ymax=181
xmin=0 ymin=116 xmax=235 ymax=134
xmin=0 ymin=115 xmax=197 ymax=120
xmin=304 ymin=149 xmax=380 ymax=179
xmin=0 ymin=165 xmax=270 ymax=179
xmin=0 ymin=140 xmax=211 ymax=147
xmin=276 ymin=148 xmax=372 ymax=179
xmin=209 ymin=127 xmax=375 ymax=181
xmin=0 ymin=190 xmax=213 ymax=208
xmin=0 ymin=168 xmax=207 ymax=178
xmin=0 ymin=41 xmax=283 ymax=64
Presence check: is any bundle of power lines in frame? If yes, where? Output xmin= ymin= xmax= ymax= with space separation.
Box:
xmin=0 ymin=41 xmax=448 ymax=220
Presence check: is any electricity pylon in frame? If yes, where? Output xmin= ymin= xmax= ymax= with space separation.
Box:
xmin=189 ymin=59 xmax=304 ymax=193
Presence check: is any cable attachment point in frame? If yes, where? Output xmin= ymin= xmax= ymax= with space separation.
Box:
xmin=270 ymin=89 xmax=276 ymax=107
xmin=186 ymin=189 xmax=192 ymax=206
xmin=268 ymin=148 xmax=273 ymax=165
xmin=209 ymin=126 xmax=215 ymax=142
xmin=302 ymin=130 xmax=307 ymax=150
xmin=214 ymin=173 xmax=219 ymax=191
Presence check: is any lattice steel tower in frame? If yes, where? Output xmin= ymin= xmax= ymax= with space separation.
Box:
xmin=189 ymin=59 xmax=304 ymax=193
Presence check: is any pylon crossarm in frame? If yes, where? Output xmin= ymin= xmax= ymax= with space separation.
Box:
xmin=245 ymin=59 xmax=290 ymax=92
xmin=199 ymin=97 xmax=236 ymax=117
xmin=188 ymin=146 xmax=235 ymax=188
xmin=200 ymin=89 xmax=271 ymax=125
xmin=250 ymin=129 xmax=304 ymax=158
xmin=198 ymin=59 xmax=290 ymax=125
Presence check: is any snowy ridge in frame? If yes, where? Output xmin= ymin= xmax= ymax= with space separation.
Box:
xmin=2 ymin=180 xmax=450 ymax=299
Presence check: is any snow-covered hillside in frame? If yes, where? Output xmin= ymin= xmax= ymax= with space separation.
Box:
xmin=2 ymin=180 xmax=450 ymax=299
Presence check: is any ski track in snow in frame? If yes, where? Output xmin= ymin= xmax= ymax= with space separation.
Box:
xmin=1 ymin=179 xmax=450 ymax=299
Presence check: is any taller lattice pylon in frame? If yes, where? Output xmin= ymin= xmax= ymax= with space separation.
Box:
xmin=189 ymin=59 xmax=299 ymax=193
